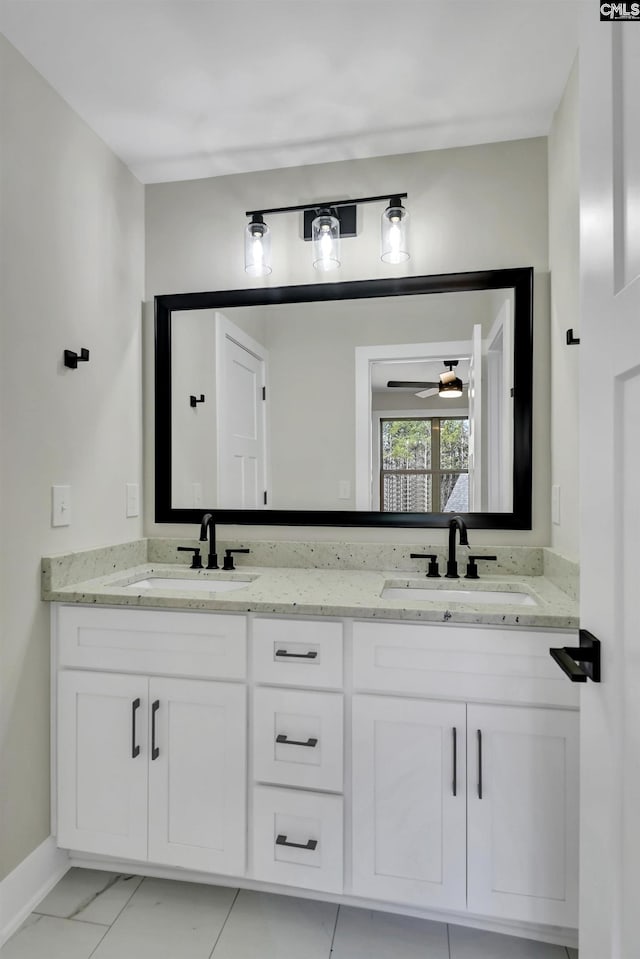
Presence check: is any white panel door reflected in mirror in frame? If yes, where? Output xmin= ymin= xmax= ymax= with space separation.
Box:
xmin=172 ymin=312 xmax=268 ymax=510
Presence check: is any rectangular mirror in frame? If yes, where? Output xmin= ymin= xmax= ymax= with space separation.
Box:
xmin=155 ymin=268 xmax=533 ymax=529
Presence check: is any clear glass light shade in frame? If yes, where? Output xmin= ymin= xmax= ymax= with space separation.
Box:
xmin=312 ymin=211 xmax=341 ymax=272
xmin=244 ymin=217 xmax=272 ymax=277
xmin=380 ymin=203 xmax=409 ymax=263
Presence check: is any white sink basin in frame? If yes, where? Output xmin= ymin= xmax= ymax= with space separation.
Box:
xmin=126 ymin=577 xmax=254 ymax=594
xmin=381 ymin=585 xmax=537 ymax=606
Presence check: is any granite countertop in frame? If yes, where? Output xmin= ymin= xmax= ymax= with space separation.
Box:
xmin=41 ymin=561 xmax=578 ymax=629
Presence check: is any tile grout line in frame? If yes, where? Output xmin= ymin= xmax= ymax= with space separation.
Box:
xmin=328 ymin=903 xmax=341 ymax=956
xmin=207 ymin=887 xmax=241 ymax=959
xmin=81 ymin=916 xmax=112 ymax=959
xmin=82 ymin=874 xmax=147 ymax=959
xmin=88 ymin=874 xmax=145 ymax=930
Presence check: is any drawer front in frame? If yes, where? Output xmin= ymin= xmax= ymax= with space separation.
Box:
xmin=252 ymin=785 xmax=343 ymax=893
xmin=56 ymin=605 xmax=246 ymax=679
xmin=253 ymin=687 xmax=343 ymax=791
xmin=353 ymin=621 xmax=580 ymax=707
xmin=253 ymin=617 xmax=343 ymax=689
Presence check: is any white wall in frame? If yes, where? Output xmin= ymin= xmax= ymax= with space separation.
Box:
xmin=0 ymin=36 xmax=144 ymax=879
xmin=548 ymin=58 xmax=580 ymax=562
xmin=145 ymin=138 xmax=550 ymax=545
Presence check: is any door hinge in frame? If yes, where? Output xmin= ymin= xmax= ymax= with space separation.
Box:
xmin=262 ymin=386 xmax=266 ymax=400
xmin=264 ymin=491 xmax=268 ymax=505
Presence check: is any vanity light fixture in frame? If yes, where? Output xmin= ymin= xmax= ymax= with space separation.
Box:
xmin=439 ymin=361 xmax=464 ymax=399
xmin=244 ymin=214 xmax=272 ymax=277
xmin=244 ymin=192 xmax=408 ymax=275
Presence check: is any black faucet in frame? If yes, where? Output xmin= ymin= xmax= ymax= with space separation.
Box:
xmin=199 ymin=513 xmax=219 ymax=569
xmin=445 ymin=516 xmax=469 ymax=579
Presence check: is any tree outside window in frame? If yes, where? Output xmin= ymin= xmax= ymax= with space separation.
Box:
xmin=380 ymin=417 xmax=469 ymax=512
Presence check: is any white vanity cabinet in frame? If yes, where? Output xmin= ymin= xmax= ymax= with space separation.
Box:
xmin=54 ymin=606 xmax=247 ymax=875
xmin=350 ymin=620 xmax=580 ymax=930
xmin=51 ymin=602 xmax=580 ymax=942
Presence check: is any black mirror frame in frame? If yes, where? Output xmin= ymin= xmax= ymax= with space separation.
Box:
xmin=155 ymin=267 xmax=533 ymax=529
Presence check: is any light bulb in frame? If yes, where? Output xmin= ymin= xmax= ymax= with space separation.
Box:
xmin=244 ymin=215 xmax=272 ymax=277
xmin=312 ymin=210 xmax=340 ymax=272
xmin=381 ymin=198 xmax=409 ymax=264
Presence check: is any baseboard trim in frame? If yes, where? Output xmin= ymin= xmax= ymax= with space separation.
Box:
xmin=69 ymin=851 xmax=578 ymax=950
xmin=0 ymin=837 xmax=70 ymax=947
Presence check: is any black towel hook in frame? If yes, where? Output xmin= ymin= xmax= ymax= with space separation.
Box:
xmin=64 ymin=348 xmax=90 ymax=369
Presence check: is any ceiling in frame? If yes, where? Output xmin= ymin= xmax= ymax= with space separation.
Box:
xmin=0 ymin=0 xmax=584 ymax=184
xmin=371 ymin=358 xmax=471 ymax=393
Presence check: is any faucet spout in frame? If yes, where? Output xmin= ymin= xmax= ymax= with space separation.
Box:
xmin=199 ymin=512 xmax=219 ymax=569
xmin=446 ymin=516 xmax=469 ymax=579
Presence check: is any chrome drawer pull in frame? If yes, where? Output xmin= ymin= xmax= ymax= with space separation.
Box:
xmin=276 ymin=734 xmax=318 ymax=748
xmin=275 ymin=649 xmax=318 ymax=659
xmin=276 ymin=834 xmax=317 ymax=851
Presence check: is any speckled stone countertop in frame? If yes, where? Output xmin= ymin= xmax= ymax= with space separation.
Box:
xmin=42 ymin=560 xmax=578 ymax=629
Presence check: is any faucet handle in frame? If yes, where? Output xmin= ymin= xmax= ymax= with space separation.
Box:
xmin=410 ymin=553 xmax=441 ymax=578
xmin=464 ymin=555 xmax=498 ymax=580
xmin=223 ymin=548 xmax=251 ymax=571
xmin=177 ymin=546 xmax=203 ymax=570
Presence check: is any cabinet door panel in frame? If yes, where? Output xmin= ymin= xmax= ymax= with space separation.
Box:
xmin=467 ymin=704 xmax=579 ymax=926
xmin=352 ymin=695 xmax=466 ymax=910
xmin=148 ymin=678 xmax=246 ymax=875
xmin=57 ymin=671 xmax=148 ymax=860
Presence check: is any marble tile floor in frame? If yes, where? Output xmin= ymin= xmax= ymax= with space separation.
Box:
xmin=1 ymin=869 xmax=579 ymax=959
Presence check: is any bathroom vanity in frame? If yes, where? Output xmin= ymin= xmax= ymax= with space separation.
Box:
xmin=45 ymin=553 xmax=579 ymax=946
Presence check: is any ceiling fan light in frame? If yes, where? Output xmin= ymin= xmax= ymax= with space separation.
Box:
xmin=312 ymin=209 xmax=341 ymax=272
xmin=244 ymin=214 xmax=272 ymax=277
xmin=439 ymin=377 xmax=464 ymax=398
xmin=381 ymin=196 xmax=409 ymax=264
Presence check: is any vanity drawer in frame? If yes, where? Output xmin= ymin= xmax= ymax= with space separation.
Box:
xmin=56 ymin=605 xmax=247 ymax=679
xmin=252 ymin=617 xmax=343 ymax=688
xmin=353 ymin=621 xmax=580 ymax=707
xmin=253 ymin=687 xmax=343 ymax=791
xmin=252 ymin=785 xmax=343 ymax=893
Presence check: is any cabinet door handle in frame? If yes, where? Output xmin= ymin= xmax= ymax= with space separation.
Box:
xmin=276 ymin=834 xmax=318 ymax=851
xmin=452 ymin=727 xmax=457 ymax=796
xmin=131 ymin=698 xmax=141 ymax=758
xmin=477 ymin=729 xmax=483 ymax=799
xmin=151 ymin=700 xmax=160 ymax=760
xmin=275 ymin=734 xmax=318 ymax=748
xmin=275 ymin=649 xmax=318 ymax=659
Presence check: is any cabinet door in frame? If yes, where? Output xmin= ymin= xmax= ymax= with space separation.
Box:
xmin=352 ymin=695 xmax=466 ymax=910
xmin=57 ymin=670 xmax=148 ymax=860
xmin=467 ymin=704 xmax=579 ymax=927
xmin=148 ymin=678 xmax=246 ymax=874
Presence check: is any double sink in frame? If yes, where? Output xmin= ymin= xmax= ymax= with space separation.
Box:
xmin=125 ymin=574 xmax=537 ymax=607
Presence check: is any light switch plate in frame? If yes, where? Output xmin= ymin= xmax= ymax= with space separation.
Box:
xmin=552 ymin=484 xmax=561 ymax=525
xmin=126 ymin=483 xmax=140 ymax=518
xmin=52 ymin=485 xmax=71 ymax=527
xmin=338 ymin=480 xmax=351 ymax=500
xmin=192 ymin=482 xmax=203 ymax=507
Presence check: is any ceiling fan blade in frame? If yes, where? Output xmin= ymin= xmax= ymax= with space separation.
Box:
xmin=387 ymin=380 xmax=440 ymax=389
xmin=415 ymin=388 xmax=438 ymax=398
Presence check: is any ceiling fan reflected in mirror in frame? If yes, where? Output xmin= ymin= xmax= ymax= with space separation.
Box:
xmin=387 ymin=360 xmax=466 ymax=399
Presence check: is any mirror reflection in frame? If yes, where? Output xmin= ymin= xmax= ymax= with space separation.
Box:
xmin=170 ymin=288 xmax=514 ymax=513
